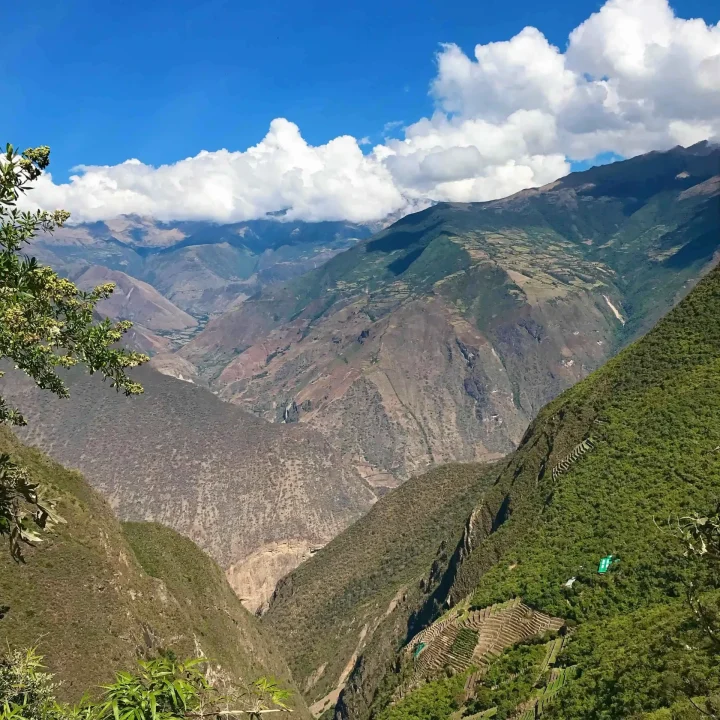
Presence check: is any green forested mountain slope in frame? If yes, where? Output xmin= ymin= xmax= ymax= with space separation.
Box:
xmin=0 ymin=427 xmax=310 ymax=717
xmin=159 ymin=143 xmax=720 ymax=489
xmin=449 ymin=255 xmax=720 ymax=617
xmin=262 ymin=463 xmax=497 ymax=710
xmin=276 ymin=262 xmax=720 ymax=720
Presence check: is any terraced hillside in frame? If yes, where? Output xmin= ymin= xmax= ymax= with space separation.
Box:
xmin=382 ymin=635 xmax=577 ymax=720
xmin=1 ymin=365 xmax=376 ymax=612
xmin=270 ymin=261 xmax=720 ymax=720
xmin=157 ymin=143 xmax=720 ymax=488
xmin=405 ymin=598 xmax=564 ymax=687
xmin=0 ymin=427 xmax=309 ymax=717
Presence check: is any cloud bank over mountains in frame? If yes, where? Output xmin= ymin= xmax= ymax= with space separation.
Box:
xmin=30 ymin=0 xmax=720 ymax=224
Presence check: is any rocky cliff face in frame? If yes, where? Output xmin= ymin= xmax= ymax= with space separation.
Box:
xmin=203 ymin=292 xmax=611 ymax=487
xmin=154 ymin=143 xmax=720 ymax=487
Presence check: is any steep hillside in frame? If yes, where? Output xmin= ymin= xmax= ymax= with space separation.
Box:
xmin=262 ymin=462 xmax=497 ymax=710
xmin=0 ymin=427 xmax=310 ymax=716
xmin=159 ymin=143 xmax=720 ymax=489
xmin=326 ymin=254 xmax=720 ymax=720
xmin=32 ymin=217 xmax=370 ymax=317
xmin=1 ymin=365 xmax=376 ymax=612
xmin=120 ymin=322 xmax=174 ymax=355
xmin=77 ymin=265 xmax=198 ymax=338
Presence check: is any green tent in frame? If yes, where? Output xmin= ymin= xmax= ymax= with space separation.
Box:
xmin=598 ymin=555 xmax=614 ymax=573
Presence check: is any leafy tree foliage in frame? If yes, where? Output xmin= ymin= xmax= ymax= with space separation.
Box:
xmin=94 ymin=655 xmax=290 ymax=720
xmin=666 ymin=504 xmax=720 ymax=659
xmin=677 ymin=504 xmax=720 ymax=561
xmin=0 ymin=650 xmax=292 ymax=720
xmin=465 ymin=642 xmax=547 ymax=719
xmin=378 ymin=673 xmax=465 ymax=720
xmin=0 ymin=648 xmax=66 ymax=720
xmin=0 ymin=143 xmax=147 ymax=559
xmin=550 ymin=592 xmax=720 ymax=720
xmin=675 ymin=504 xmax=720 ymax=718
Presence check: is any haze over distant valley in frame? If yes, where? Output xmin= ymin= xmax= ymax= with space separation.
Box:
xmin=28 ymin=217 xmax=371 ymax=355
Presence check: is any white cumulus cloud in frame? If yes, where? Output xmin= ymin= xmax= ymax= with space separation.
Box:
xmin=26 ymin=0 xmax=720 ymax=225
xmin=30 ymin=120 xmax=406 ymax=224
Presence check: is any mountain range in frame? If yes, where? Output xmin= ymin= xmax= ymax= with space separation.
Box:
xmin=3 ymin=141 xmax=720 ymax=720
xmin=31 ymin=216 xmax=371 ymax=350
xmin=6 ymin=142 xmax=719 ymax=605
xmin=151 ymin=142 xmax=720 ymax=489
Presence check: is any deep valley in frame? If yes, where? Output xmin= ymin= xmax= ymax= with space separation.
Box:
xmin=2 ymin=139 xmax=720 ymax=720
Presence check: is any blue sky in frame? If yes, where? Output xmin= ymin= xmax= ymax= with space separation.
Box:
xmin=5 ymin=0 xmax=719 ymax=223
xmin=2 ymin=0 xmax=709 ymax=176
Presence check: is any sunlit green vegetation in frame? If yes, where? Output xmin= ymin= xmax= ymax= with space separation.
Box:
xmin=378 ymin=672 xmax=467 ymax=720
xmin=0 ymin=649 xmax=292 ymax=720
xmin=363 ymin=264 xmax=720 ymax=720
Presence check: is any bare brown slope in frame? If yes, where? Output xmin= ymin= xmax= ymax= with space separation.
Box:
xmin=76 ymin=265 xmax=198 ymax=331
xmin=215 ymin=291 xmax=612 ymax=488
xmin=2 ymin=365 xmax=376 ymax=611
xmin=161 ymin=246 xmax=618 ymax=488
xmin=121 ymin=322 xmax=174 ymax=356
xmin=0 ymin=428 xmax=310 ymax=717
